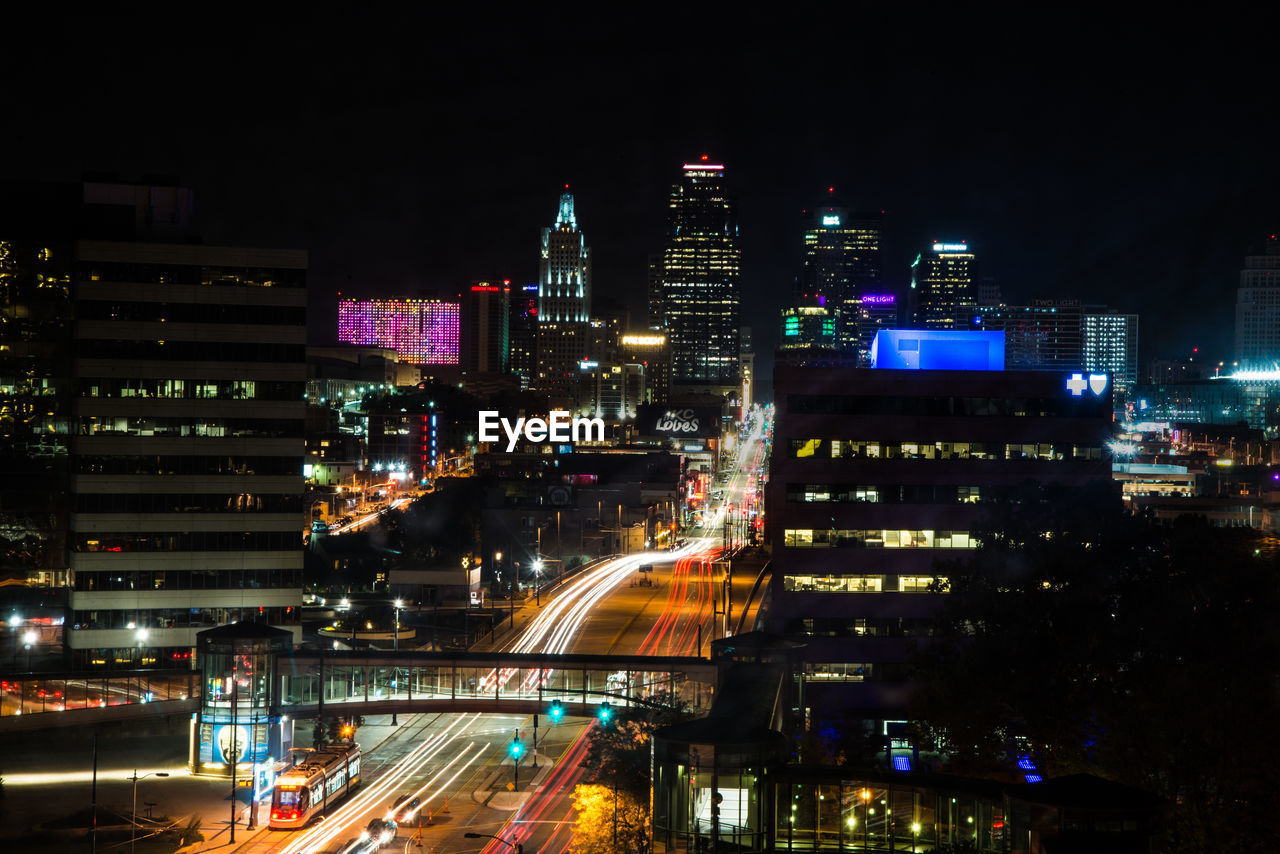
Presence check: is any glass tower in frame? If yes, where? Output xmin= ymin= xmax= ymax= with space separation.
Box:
xmin=660 ymin=159 xmax=742 ymax=393
xmin=910 ymin=242 xmax=978 ymax=329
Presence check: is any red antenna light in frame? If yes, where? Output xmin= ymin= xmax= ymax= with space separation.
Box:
xmin=564 ymin=183 xmax=570 ymax=189
xmin=700 ymin=154 xmax=709 ymax=162
xmin=828 ymin=186 xmax=834 ymax=193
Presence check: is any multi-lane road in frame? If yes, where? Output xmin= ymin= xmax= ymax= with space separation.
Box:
xmin=150 ymin=409 xmax=770 ymax=854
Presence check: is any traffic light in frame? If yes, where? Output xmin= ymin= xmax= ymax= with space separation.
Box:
xmin=509 ymin=731 xmax=524 ymax=760
xmin=549 ymin=699 xmax=565 ymax=723
xmin=598 ymin=701 xmax=613 ymax=725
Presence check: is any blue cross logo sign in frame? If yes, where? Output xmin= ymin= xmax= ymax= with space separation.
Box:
xmin=1066 ymin=373 xmax=1109 ymax=397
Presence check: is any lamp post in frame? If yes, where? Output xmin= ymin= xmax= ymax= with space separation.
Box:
xmin=463 ymin=832 xmax=522 ymax=854
xmin=129 ymin=770 xmax=169 ymax=854
xmin=392 ymin=598 xmax=402 ymax=726
xmin=533 ymin=560 xmax=543 ymax=607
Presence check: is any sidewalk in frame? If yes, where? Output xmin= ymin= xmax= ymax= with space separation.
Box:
xmin=176 ymin=714 xmax=415 ymax=853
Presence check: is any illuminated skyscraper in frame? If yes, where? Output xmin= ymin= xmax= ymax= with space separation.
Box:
xmin=539 ymin=188 xmax=590 ymax=323
xmin=796 ymin=192 xmax=883 ymax=354
xmin=910 ymin=242 xmax=978 ymax=329
xmin=535 ymin=189 xmax=592 ymax=396
xmin=1083 ymin=309 xmax=1139 ymax=394
xmin=462 ymin=281 xmax=510 ymax=375
xmin=1234 ymin=234 xmax=1280 ymax=365
xmin=336 ymin=297 xmax=460 ymax=365
xmin=660 ymin=159 xmax=742 ymax=395
xmin=508 ymin=284 xmax=538 ymax=389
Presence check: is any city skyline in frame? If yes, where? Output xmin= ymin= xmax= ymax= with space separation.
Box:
xmin=5 ymin=17 xmax=1276 ymax=392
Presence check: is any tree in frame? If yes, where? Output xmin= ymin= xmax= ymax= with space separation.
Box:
xmin=910 ymin=482 xmax=1280 ymax=853
xmin=582 ymin=691 xmax=691 ymax=803
xmin=312 ymin=718 xmax=330 ymax=749
xmin=570 ymin=783 xmax=649 ymax=854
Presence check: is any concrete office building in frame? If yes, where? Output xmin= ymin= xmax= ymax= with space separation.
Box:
xmin=767 ymin=330 xmax=1111 ymax=725
xmin=70 ymin=240 xmax=307 ymax=667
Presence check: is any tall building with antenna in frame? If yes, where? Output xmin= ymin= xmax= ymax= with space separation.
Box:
xmin=659 ymin=158 xmax=742 ymax=397
xmin=536 ymin=187 xmax=592 ymax=396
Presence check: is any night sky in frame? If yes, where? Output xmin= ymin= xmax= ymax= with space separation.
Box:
xmin=6 ymin=16 xmax=1277 ymax=396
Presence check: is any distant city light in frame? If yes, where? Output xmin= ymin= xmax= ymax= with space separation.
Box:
xmin=932 ymin=242 xmax=968 ymax=252
xmin=337 ymin=297 xmax=460 ymax=364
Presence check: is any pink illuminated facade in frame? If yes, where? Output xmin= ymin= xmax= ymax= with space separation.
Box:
xmin=337 ymin=298 xmax=460 ymax=364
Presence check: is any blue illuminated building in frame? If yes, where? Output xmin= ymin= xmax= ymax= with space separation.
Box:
xmin=870 ymin=328 xmax=1005 ymax=371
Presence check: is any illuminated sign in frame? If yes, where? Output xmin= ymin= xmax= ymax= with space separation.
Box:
xmin=621 ymin=335 xmax=666 ymax=346
xmin=932 ymin=243 xmax=969 ymax=252
xmin=1066 ymin=373 xmax=1109 ymax=397
xmin=822 ymin=215 xmax=841 ymax=227
xmin=477 ymin=410 xmax=605 ymax=452
xmin=860 ymin=294 xmax=896 ymax=305
xmin=579 ymin=360 xmax=599 ymax=369
xmin=682 ymin=164 xmax=725 ymax=170
xmin=870 ymin=329 xmax=1005 ymax=371
xmin=637 ymin=404 xmax=721 ymax=439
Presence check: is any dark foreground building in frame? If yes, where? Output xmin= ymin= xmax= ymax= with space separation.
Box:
xmin=766 ymin=330 xmax=1112 ymax=738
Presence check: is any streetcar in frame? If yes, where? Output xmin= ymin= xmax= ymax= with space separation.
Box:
xmin=268 ymin=742 xmax=362 ymax=828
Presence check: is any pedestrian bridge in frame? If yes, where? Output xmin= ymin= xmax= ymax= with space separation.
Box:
xmin=0 ymin=650 xmax=720 ymax=732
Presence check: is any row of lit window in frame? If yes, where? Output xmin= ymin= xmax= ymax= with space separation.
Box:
xmin=785 ymin=574 xmax=945 ymax=593
xmin=72 ymin=605 xmax=300 ymax=631
xmin=782 ymin=529 xmax=976 ymax=549
xmin=786 ymin=484 xmax=983 ymax=503
xmin=789 ymin=439 xmax=1103 ymax=461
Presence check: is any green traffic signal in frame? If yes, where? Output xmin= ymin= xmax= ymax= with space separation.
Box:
xmin=509 ymin=737 xmax=524 ymax=759
xmin=549 ymin=699 xmax=565 ymax=722
xmin=598 ymin=701 xmax=612 ymax=724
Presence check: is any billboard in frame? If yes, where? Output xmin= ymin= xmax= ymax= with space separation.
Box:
xmin=636 ymin=405 xmax=721 ymax=439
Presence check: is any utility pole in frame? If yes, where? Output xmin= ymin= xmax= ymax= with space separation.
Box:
xmin=230 ymin=674 xmax=237 ymax=844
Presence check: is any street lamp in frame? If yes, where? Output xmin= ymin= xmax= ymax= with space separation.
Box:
xmin=464 ymin=831 xmax=522 ymax=854
xmin=392 ymin=598 xmax=403 ymax=726
xmin=129 ymin=770 xmax=169 ymax=854
xmin=533 ymin=560 xmax=543 ymax=607
xmin=22 ymin=629 xmax=35 ymax=671
xmin=393 ymin=599 xmax=402 ymax=652
xmin=135 ymin=628 xmax=148 ymax=669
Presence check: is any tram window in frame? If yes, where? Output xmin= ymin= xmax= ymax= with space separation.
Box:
xmin=276 ymin=789 xmax=300 ymax=806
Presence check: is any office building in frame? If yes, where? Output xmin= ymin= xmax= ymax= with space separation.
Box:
xmin=535 ymin=189 xmax=592 ymax=396
xmin=619 ymin=331 xmax=672 ymax=404
xmin=1234 ymin=234 xmax=1280 ymax=366
xmin=856 ymin=294 xmax=899 ymax=365
xmin=973 ymin=300 xmax=1083 ymax=371
xmin=575 ymin=361 xmax=646 ymax=421
xmin=779 ymin=305 xmax=838 ymax=351
xmin=767 ymin=331 xmax=1111 ymax=724
xmin=71 ymin=240 xmax=306 ymax=667
xmin=337 ymin=297 xmax=460 ymax=365
xmin=797 ymin=193 xmax=884 ymax=354
xmin=508 ymin=284 xmax=538 ymax=389
xmin=462 ymin=281 xmax=510 ymax=375
xmin=0 ymin=236 xmax=73 ymax=591
xmin=1083 ymin=309 xmax=1139 ymax=395
xmin=539 ymin=188 xmax=591 ymax=323
xmin=910 ymin=242 xmax=977 ymax=329
xmin=659 ymin=159 xmax=742 ymax=397
xmin=647 ymin=252 xmax=665 ymax=330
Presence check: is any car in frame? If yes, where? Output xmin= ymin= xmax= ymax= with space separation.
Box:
xmin=390 ymin=793 xmax=422 ymax=823
xmin=365 ymin=817 xmax=397 ymax=848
